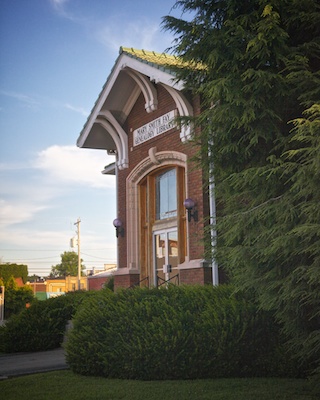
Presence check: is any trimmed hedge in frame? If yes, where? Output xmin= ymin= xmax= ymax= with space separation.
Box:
xmin=65 ymin=285 xmax=298 ymax=380
xmin=0 ymin=290 xmax=93 ymax=352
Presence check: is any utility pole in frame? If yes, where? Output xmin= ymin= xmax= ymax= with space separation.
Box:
xmin=74 ymin=218 xmax=81 ymax=290
xmin=0 ymin=286 xmax=4 ymax=323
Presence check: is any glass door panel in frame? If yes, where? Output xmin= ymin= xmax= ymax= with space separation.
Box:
xmin=153 ymin=228 xmax=178 ymax=287
xmin=154 ymin=232 xmax=166 ymax=286
xmin=168 ymin=230 xmax=178 ymax=270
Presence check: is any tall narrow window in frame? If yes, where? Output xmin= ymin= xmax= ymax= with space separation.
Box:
xmin=156 ymin=168 xmax=177 ymax=220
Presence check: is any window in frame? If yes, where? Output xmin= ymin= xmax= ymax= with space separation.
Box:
xmin=156 ymin=168 xmax=177 ymax=220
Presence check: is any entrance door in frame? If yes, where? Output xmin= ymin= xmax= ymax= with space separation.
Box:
xmin=153 ymin=228 xmax=178 ymax=287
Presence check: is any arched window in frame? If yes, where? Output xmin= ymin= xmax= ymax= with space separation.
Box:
xmin=156 ymin=168 xmax=177 ymax=220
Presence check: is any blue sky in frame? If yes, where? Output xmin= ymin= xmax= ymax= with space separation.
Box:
xmin=0 ymin=0 xmax=179 ymax=276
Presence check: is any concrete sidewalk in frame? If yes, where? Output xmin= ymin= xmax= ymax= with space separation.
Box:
xmin=0 ymin=348 xmax=68 ymax=379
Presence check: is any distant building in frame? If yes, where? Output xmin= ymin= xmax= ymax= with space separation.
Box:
xmin=45 ymin=276 xmax=88 ymax=298
xmin=15 ymin=277 xmax=25 ymax=288
xmin=87 ymin=264 xmax=116 ymax=291
xmin=87 ymin=270 xmax=115 ymax=291
xmin=87 ymin=264 xmax=116 ymax=276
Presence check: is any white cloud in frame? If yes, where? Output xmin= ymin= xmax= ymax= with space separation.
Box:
xmin=0 ymin=90 xmax=91 ymax=118
xmin=0 ymin=225 xmax=70 ymax=248
xmin=0 ymin=90 xmax=40 ymax=109
xmin=0 ymin=199 xmax=49 ymax=227
xmin=50 ymin=0 xmax=71 ymax=16
xmin=95 ymin=18 xmax=162 ymax=52
xmin=0 ymin=145 xmax=115 ymax=231
xmin=50 ymin=0 xmax=69 ymax=6
xmin=64 ymin=103 xmax=89 ymax=117
xmin=49 ymin=0 xmax=86 ymax=23
xmin=48 ymin=0 xmax=173 ymax=54
xmin=33 ymin=145 xmax=115 ymax=189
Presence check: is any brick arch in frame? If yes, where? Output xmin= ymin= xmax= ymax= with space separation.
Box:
xmin=126 ymin=149 xmax=187 ymax=273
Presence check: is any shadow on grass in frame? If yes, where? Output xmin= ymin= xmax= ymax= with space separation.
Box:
xmin=0 ymin=371 xmax=318 ymax=400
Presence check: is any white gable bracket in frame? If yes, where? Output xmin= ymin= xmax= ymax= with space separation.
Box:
xmin=123 ymin=67 xmax=158 ymax=113
xmin=97 ymin=111 xmax=129 ymax=170
xmin=160 ymin=84 xmax=193 ymax=142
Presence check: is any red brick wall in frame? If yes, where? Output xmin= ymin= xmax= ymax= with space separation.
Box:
xmin=114 ymin=273 xmax=140 ymax=290
xmin=116 ymin=85 xmax=207 ymax=270
xmin=180 ymin=267 xmax=212 ymax=285
xmin=88 ymin=277 xmax=112 ymax=291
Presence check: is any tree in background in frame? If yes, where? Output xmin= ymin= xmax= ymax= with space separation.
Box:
xmin=50 ymin=251 xmax=85 ymax=278
xmin=163 ymin=0 xmax=320 ymax=374
xmin=0 ymin=263 xmax=28 ymax=284
xmin=0 ymin=276 xmax=34 ymax=319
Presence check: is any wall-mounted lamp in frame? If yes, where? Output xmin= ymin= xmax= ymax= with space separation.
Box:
xmin=183 ymin=198 xmax=198 ymax=222
xmin=113 ymin=218 xmax=124 ymax=238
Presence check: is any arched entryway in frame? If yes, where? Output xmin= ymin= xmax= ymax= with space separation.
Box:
xmin=126 ymin=149 xmax=187 ymax=286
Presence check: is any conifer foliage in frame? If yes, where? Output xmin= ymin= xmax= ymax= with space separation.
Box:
xmin=163 ymin=0 xmax=320 ymax=374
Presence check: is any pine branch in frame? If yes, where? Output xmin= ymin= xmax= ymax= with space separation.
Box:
xmin=224 ymin=195 xmax=283 ymax=219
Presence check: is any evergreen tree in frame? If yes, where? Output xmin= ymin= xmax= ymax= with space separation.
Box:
xmin=163 ymin=0 xmax=320 ymax=374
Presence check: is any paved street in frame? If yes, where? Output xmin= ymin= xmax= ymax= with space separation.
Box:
xmin=0 ymin=348 xmax=68 ymax=379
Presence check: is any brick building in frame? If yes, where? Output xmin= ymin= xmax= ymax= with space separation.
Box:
xmin=77 ymin=47 xmax=218 ymax=290
xmin=87 ymin=271 xmax=114 ymax=291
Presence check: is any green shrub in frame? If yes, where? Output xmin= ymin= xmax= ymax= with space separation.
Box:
xmin=0 ymin=290 xmax=93 ymax=352
xmin=3 ymin=280 xmax=35 ymax=319
xmin=103 ymin=276 xmax=114 ymax=291
xmin=65 ymin=285 xmax=298 ymax=380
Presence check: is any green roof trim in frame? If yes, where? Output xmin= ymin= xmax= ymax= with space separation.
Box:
xmin=120 ymin=46 xmax=204 ymax=72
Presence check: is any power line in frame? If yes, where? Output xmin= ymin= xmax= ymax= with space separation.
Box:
xmin=80 ymin=252 xmax=112 ymax=260
xmin=0 ymin=260 xmax=58 ymax=263
xmin=1 ymin=259 xmax=115 ymax=263
xmin=3 ymin=256 xmax=60 ymax=261
xmin=0 ymin=249 xmax=64 ymax=252
xmin=0 ymin=247 xmax=115 ymax=251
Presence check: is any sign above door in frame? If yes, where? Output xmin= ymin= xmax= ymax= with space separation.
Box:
xmin=133 ymin=110 xmax=177 ymax=146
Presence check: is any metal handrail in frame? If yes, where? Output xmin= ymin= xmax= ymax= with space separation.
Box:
xmin=157 ymin=273 xmax=179 ymax=288
xmin=127 ymin=276 xmax=149 ymax=289
xmin=127 ymin=273 xmax=179 ymax=289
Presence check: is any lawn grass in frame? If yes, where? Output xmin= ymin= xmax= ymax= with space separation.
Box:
xmin=0 ymin=371 xmax=318 ymax=400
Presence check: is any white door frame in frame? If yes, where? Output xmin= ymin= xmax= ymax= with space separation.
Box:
xmin=153 ymin=227 xmax=178 ymax=287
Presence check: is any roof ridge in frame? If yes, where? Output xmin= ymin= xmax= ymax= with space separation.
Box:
xmin=119 ymin=46 xmax=205 ymax=72
xmin=120 ymin=46 xmax=175 ymax=58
